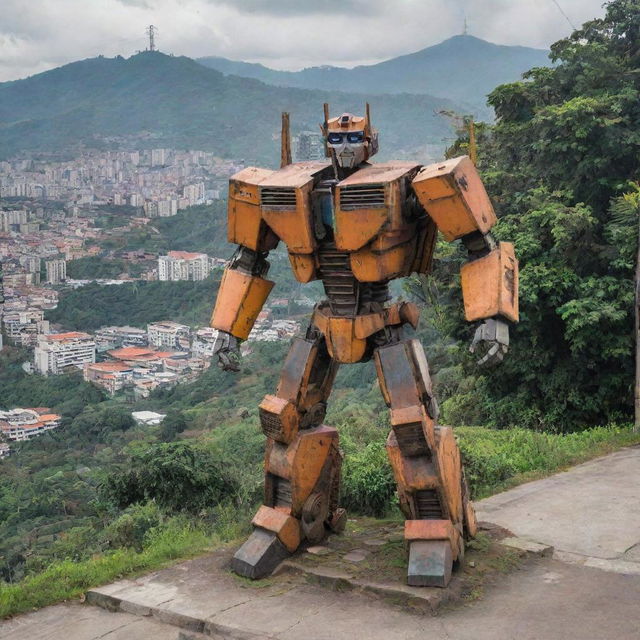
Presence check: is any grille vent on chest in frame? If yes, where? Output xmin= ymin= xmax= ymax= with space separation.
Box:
xmin=261 ymin=187 xmax=296 ymax=209
xmin=339 ymin=184 xmax=386 ymax=210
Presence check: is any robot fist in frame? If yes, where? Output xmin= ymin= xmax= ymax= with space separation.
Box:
xmin=211 ymin=330 xmax=241 ymax=372
xmin=470 ymin=318 xmax=509 ymax=367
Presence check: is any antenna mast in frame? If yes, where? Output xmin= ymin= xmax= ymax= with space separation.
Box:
xmin=146 ymin=25 xmax=158 ymax=52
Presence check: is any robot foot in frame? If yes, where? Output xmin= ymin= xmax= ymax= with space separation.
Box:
xmin=407 ymin=540 xmax=453 ymax=588
xmin=231 ymin=528 xmax=291 ymax=580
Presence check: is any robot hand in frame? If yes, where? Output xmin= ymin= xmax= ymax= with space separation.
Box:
xmin=470 ymin=317 xmax=509 ymax=367
xmin=211 ymin=330 xmax=241 ymax=372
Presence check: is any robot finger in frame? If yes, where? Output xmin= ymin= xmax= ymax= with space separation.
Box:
xmin=469 ymin=325 xmax=484 ymax=353
xmin=477 ymin=343 xmax=500 ymax=367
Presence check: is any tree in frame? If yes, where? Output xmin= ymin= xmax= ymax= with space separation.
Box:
xmin=159 ymin=409 xmax=188 ymax=441
xmin=439 ymin=0 xmax=640 ymax=430
xmin=606 ymin=185 xmax=640 ymax=431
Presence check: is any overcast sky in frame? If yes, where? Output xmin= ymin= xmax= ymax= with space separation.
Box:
xmin=0 ymin=0 xmax=607 ymax=82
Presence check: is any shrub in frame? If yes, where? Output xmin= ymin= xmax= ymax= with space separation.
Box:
xmin=99 ymin=442 xmax=237 ymax=513
xmin=341 ymin=440 xmax=396 ymax=517
xmin=104 ymin=502 xmax=163 ymax=551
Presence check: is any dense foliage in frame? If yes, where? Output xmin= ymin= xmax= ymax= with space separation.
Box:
xmin=66 ymin=256 xmax=144 ymax=280
xmin=47 ymin=279 xmax=219 ymax=331
xmin=438 ymin=0 xmax=640 ymax=430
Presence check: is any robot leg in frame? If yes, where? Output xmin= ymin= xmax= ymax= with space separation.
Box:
xmin=374 ymin=338 xmax=477 ymax=587
xmin=231 ymin=330 xmax=345 ymax=579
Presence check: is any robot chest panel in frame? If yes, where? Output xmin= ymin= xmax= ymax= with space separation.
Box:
xmin=332 ymin=163 xmax=422 ymax=252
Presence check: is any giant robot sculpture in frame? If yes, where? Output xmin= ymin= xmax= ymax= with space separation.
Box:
xmin=209 ymin=106 xmax=518 ymax=587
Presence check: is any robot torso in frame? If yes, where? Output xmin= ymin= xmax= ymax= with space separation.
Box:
xmin=228 ymin=161 xmax=438 ymax=318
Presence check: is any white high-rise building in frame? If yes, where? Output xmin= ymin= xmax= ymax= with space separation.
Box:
xmin=182 ymin=182 xmax=205 ymax=206
xmin=147 ymin=321 xmax=190 ymax=349
xmin=45 ymin=258 xmax=66 ymax=284
xmin=34 ymin=332 xmax=96 ymax=375
xmin=151 ymin=149 xmax=167 ymax=167
xmin=158 ymin=251 xmax=211 ymax=281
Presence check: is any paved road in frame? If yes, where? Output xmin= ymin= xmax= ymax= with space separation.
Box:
xmin=2 ymin=447 xmax=639 ymax=640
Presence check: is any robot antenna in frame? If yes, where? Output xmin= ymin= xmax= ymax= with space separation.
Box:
xmin=365 ymin=102 xmax=372 ymax=138
xmin=323 ymin=103 xmax=330 ymax=158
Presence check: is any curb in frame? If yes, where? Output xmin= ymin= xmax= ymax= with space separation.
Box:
xmin=85 ymin=590 xmax=276 ymax=640
xmin=280 ymin=560 xmax=462 ymax=614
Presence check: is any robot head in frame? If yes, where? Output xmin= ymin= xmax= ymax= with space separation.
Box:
xmin=324 ymin=106 xmax=379 ymax=170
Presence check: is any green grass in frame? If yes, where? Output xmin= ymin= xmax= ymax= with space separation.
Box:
xmin=0 ymin=520 xmax=217 ymax=618
xmin=456 ymin=424 xmax=640 ymax=498
xmin=2 ymin=424 xmax=639 ymax=619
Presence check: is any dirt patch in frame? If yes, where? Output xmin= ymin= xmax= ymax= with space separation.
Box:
xmin=280 ymin=516 xmax=528 ymax=613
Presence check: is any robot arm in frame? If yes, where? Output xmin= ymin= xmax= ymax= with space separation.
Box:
xmin=210 ymin=246 xmax=275 ymax=371
xmin=210 ymin=166 xmax=279 ymax=371
xmin=411 ymin=156 xmax=519 ymax=366
xmin=460 ymin=231 xmax=517 ymax=366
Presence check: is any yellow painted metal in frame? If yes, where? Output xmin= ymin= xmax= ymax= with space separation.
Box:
xmin=210 ymin=268 xmax=274 ymax=340
xmin=412 ymin=156 xmax=497 ymax=241
xmin=228 ymin=167 xmax=277 ymax=251
xmin=460 ymin=242 xmax=519 ymax=322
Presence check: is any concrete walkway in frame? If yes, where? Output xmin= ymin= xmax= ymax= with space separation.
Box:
xmin=476 ymin=446 xmax=640 ymax=574
xmin=2 ymin=446 xmax=640 ymax=640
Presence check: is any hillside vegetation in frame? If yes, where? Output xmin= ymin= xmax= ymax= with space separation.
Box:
xmin=1 ymin=336 xmax=638 ymax=617
xmin=0 ymin=52 xmax=458 ymax=163
xmin=426 ymin=0 xmax=640 ymax=430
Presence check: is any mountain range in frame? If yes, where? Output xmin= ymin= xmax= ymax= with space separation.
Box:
xmin=198 ymin=35 xmax=551 ymax=116
xmin=0 ymin=36 xmax=551 ymax=164
xmin=0 ymin=52 xmax=463 ymax=164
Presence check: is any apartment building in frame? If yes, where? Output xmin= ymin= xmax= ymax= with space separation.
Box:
xmin=34 ymin=331 xmax=96 ymax=375
xmin=157 ymin=251 xmax=211 ymax=281
xmin=182 ymin=182 xmax=205 ymax=206
xmin=45 ymin=258 xmax=66 ymax=284
xmin=147 ymin=321 xmax=190 ymax=349
xmin=2 ymin=308 xmax=49 ymax=347
xmin=83 ymin=361 xmax=134 ymax=395
xmin=0 ymin=209 xmax=28 ymax=232
xmin=94 ymin=326 xmax=148 ymax=351
xmin=0 ymin=409 xmax=61 ymax=442
xmin=143 ymin=199 xmax=178 ymax=218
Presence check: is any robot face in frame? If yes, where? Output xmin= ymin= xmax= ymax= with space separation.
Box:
xmin=327 ymin=130 xmax=367 ymax=169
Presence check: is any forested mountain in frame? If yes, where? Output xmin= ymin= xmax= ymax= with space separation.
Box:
xmin=0 ymin=51 xmax=460 ymax=163
xmin=198 ymin=35 xmax=551 ymax=116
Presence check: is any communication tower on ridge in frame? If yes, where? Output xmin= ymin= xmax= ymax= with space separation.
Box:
xmin=146 ymin=25 xmax=158 ymax=52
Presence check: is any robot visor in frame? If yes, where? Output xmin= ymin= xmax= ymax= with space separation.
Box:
xmin=327 ymin=131 xmax=365 ymax=144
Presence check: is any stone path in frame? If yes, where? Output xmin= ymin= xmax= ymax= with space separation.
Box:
xmin=2 ymin=446 xmax=640 ymax=640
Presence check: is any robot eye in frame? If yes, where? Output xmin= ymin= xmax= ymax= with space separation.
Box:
xmin=347 ymin=131 xmax=364 ymax=143
xmin=327 ymin=132 xmax=345 ymax=144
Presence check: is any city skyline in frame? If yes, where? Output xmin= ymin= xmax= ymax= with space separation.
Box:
xmin=1 ymin=0 xmax=606 ymax=82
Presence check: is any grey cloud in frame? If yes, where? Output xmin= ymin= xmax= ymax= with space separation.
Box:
xmin=210 ymin=0 xmax=384 ymax=17
xmin=0 ymin=0 xmax=609 ymax=82
xmin=116 ymin=0 xmax=153 ymax=7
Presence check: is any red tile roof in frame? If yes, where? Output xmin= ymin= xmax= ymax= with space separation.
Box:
xmin=87 ymin=362 xmax=133 ymax=372
xmin=47 ymin=332 xmax=92 ymax=341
